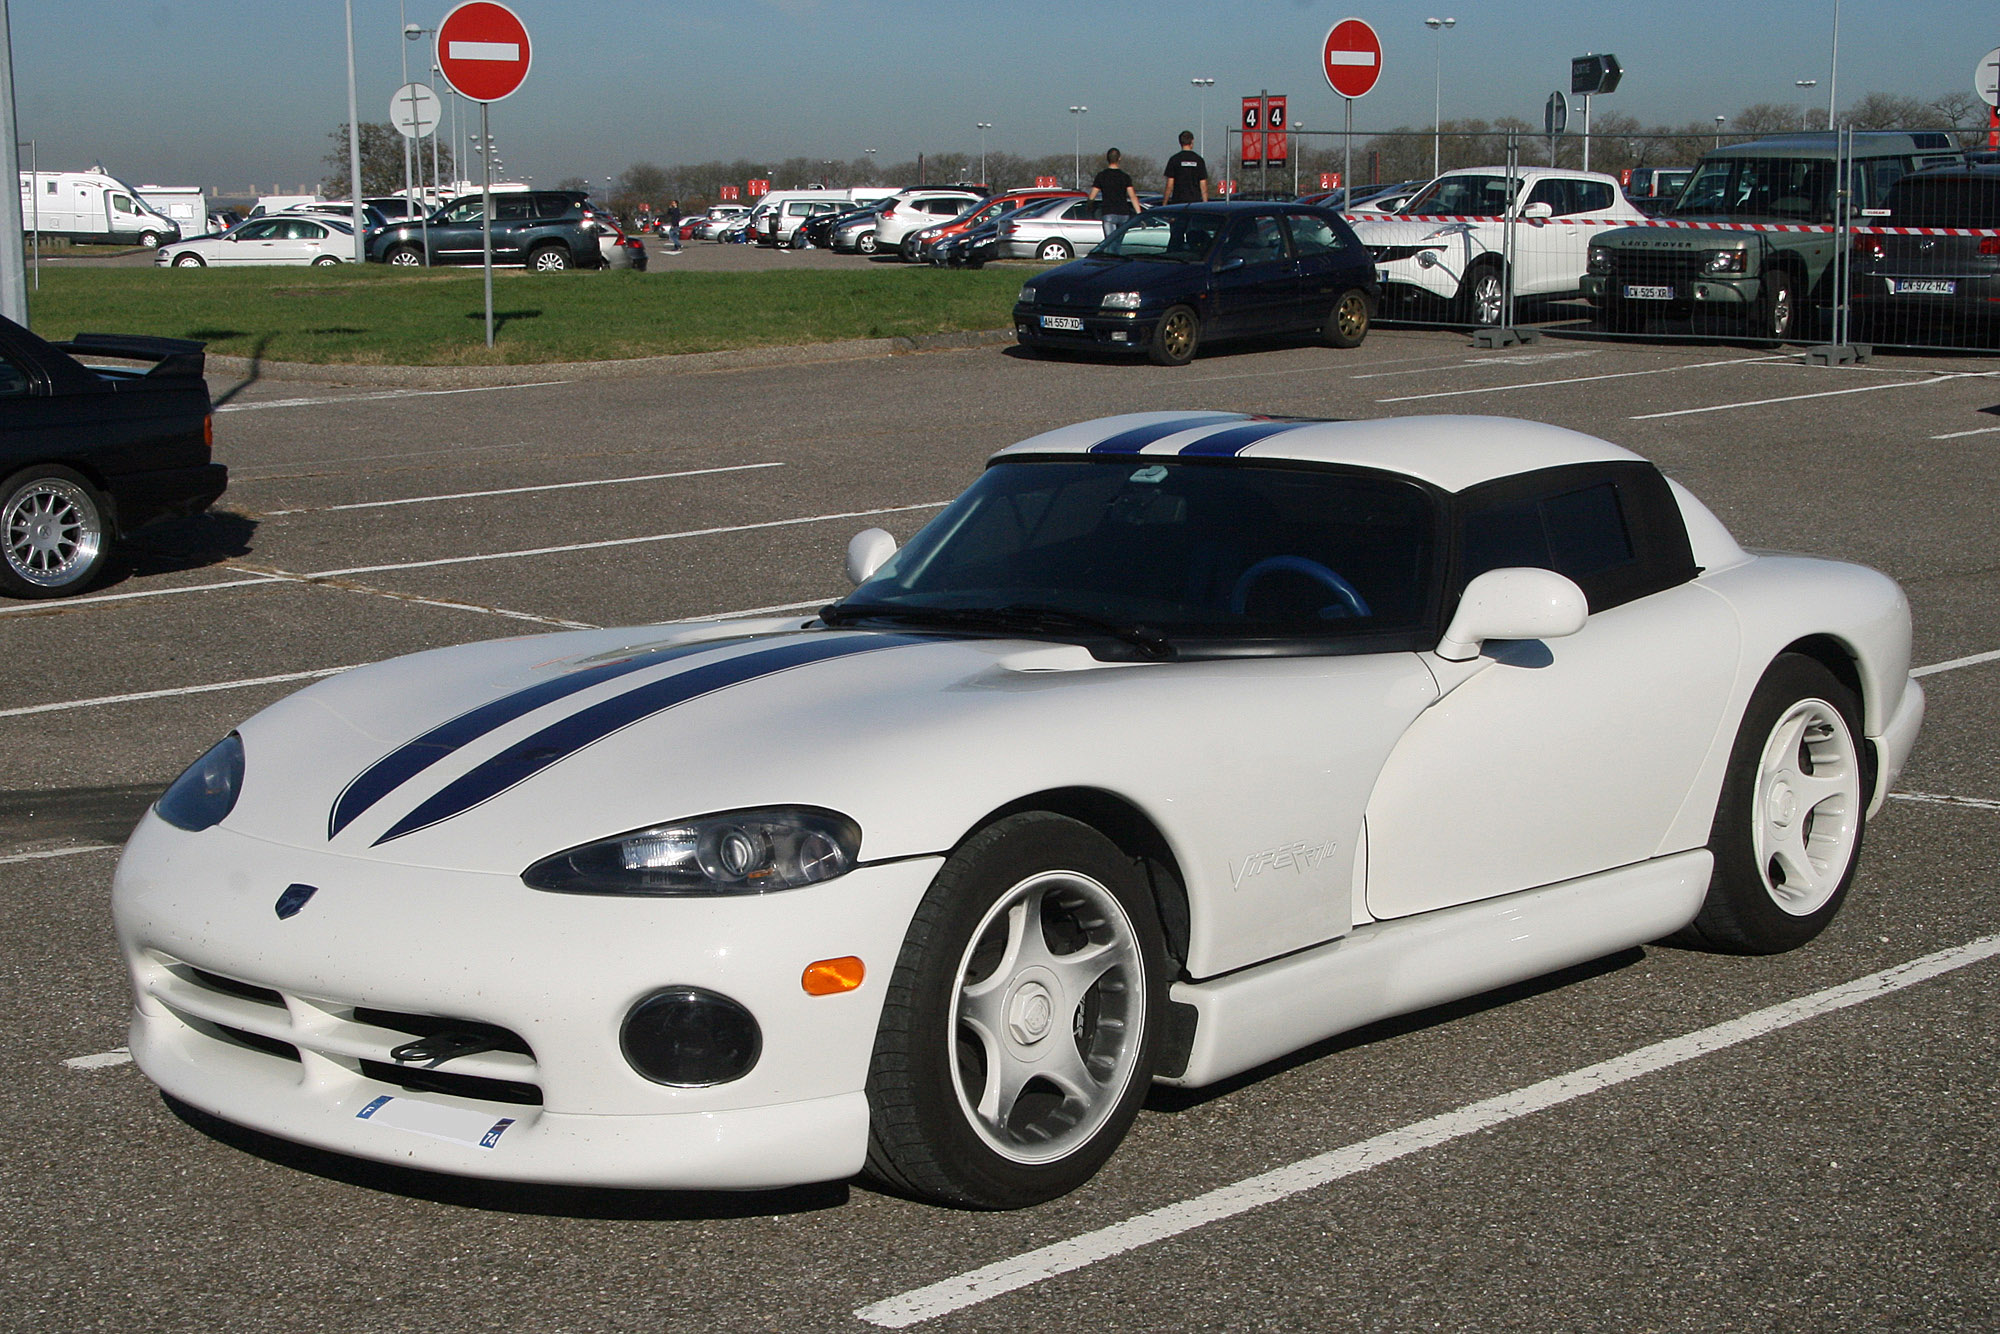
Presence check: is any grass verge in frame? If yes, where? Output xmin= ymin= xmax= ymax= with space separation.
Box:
xmin=22 ymin=264 xmax=1027 ymax=365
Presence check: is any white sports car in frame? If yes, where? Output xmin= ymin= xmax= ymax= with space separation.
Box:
xmin=114 ymin=413 xmax=1924 ymax=1209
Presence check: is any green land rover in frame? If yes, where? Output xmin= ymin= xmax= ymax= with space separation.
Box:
xmin=1582 ymin=131 xmax=1964 ymax=339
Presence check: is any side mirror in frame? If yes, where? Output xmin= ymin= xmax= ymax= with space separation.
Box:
xmin=1215 ymin=255 xmax=1245 ymax=272
xmin=1521 ymin=201 xmax=1554 ymax=220
xmin=1435 ymin=567 xmax=1588 ymax=662
xmin=845 ymin=528 xmax=898 ymax=586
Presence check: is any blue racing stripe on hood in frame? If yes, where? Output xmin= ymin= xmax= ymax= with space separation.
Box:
xmin=1087 ymin=413 xmax=1247 ymax=454
xmin=329 ymin=637 xmax=753 ymax=840
xmin=369 ymin=633 xmax=930 ymax=846
xmin=1177 ymin=420 xmax=1314 ymax=457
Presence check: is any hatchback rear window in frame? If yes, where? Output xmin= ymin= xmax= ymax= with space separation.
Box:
xmin=1885 ymin=175 xmax=2000 ymax=228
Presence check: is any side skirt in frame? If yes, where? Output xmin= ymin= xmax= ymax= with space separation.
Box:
xmin=1162 ymin=850 xmax=1712 ymax=1088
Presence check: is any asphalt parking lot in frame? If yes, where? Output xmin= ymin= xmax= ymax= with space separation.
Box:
xmin=3 ymin=324 xmax=1997 ymax=1333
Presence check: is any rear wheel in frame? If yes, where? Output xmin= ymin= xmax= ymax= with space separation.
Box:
xmin=1036 ymin=238 xmax=1073 ymax=262
xmin=1 ymin=465 xmax=111 ymax=598
xmin=1686 ymin=654 xmax=1866 ymax=954
xmin=1148 ymin=305 xmax=1200 ymax=366
xmin=311 ymin=255 xmax=341 ymax=267
xmin=1324 ymin=288 xmax=1371 ymax=349
xmin=865 ymin=814 xmax=1165 ymax=1209
xmin=528 ymin=245 xmax=571 ymax=272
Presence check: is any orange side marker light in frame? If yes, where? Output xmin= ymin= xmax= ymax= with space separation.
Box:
xmin=802 ymin=957 xmax=866 ymax=996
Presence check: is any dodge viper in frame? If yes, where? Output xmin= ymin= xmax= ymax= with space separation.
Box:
xmin=113 ymin=412 xmax=1923 ymax=1209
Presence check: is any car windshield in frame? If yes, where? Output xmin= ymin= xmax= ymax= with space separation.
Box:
xmin=1671 ymin=156 xmax=1837 ymax=222
xmin=1403 ymin=174 xmax=1516 ymax=216
xmin=1094 ymin=213 xmax=1225 ymax=262
xmin=827 ymin=457 xmax=1437 ymax=653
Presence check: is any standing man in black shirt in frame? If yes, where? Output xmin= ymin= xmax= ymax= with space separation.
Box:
xmin=1163 ymin=131 xmax=1210 ymax=204
xmin=1089 ymin=149 xmax=1141 ymax=234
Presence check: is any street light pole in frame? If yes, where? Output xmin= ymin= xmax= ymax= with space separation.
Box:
xmin=976 ymin=122 xmax=992 ymax=186
xmin=1795 ymin=80 xmax=1818 ymax=130
xmin=1191 ymin=77 xmax=1214 ymax=161
xmin=1715 ymin=115 xmax=1726 ymax=148
xmin=1069 ymin=106 xmax=1088 ymax=191
xmin=865 ymin=147 xmax=876 ymax=182
xmin=1426 ymin=16 xmax=1456 ymax=179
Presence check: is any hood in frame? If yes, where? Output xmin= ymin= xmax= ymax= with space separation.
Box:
xmin=1035 ymin=257 xmax=1203 ymax=301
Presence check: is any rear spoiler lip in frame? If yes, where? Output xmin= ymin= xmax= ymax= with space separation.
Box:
xmin=55 ymin=332 xmax=208 ymax=379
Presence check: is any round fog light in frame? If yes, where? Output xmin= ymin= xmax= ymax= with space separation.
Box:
xmin=621 ymin=987 xmax=762 ymax=1087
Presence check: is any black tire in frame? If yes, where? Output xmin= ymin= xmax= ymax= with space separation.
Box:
xmin=857 ymin=230 xmax=878 ymax=255
xmin=172 ymin=253 xmax=205 ymax=268
xmin=865 ymin=813 xmax=1166 ymax=1209
xmin=1036 ymin=238 xmax=1073 ymax=262
xmin=0 ymin=465 xmax=112 ymax=598
xmin=528 ymin=245 xmax=571 ymax=272
xmin=1148 ymin=305 xmax=1201 ymax=367
xmin=311 ymin=255 xmax=341 ymax=267
xmin=1761 ymin=270 xmax=1798 ymax=341
xmin=1325 ymin=288 xmax=1371 ymax=349
xmin=1457 ymin=262 xmax=1505 ymax=326
xmin=1685 ymin=654 xmax=1867 ymax=954
xmin=386 ymin=245 xmax=423 ymax=267
xmin=138 ymin=230 xmax=162 ymax=249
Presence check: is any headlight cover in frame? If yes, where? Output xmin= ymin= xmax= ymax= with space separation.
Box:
xmin=523 ymin=806 xmax=862 ymax=896
xmin=1702 ymin=248 xmax=1748 ymax=275
xmin=155 ymin=733 xmax=245 ymax=832
xmin=1100 ymin=291 xmax=1142 ymax=310
xmin=1018 ymin=284 xmax=1037 ymax=304
xmin=1587 ymin=247 xmax=1611 ymax=275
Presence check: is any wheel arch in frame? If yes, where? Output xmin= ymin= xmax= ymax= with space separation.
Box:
xmin=957 ymin=786 xmax=1192 ymax=974
xmin=1777 ymin=633 xmax=1877 ymax=800
xmin=3 ymin=457 xmax=122 ymax=533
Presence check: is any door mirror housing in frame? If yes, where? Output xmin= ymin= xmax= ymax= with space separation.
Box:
xmin=1521 ymin=201 xmax=1554 ymax=220
xmin=1435 ymin=567 xmax=1588 ymax=661
xmin=845 ymin=527 xmax=898 ymax=586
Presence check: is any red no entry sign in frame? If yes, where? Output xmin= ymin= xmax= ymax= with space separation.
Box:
xmin=437 ymin=2 xmax=532 ymax=103
xmin=1322 ymin=18 xmax=1383 ymax=99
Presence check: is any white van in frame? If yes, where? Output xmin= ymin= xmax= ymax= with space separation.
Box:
xmin=18 ymin=169 xmax=182 ymax=247
xmin=135 ymin=186 xmax=209 ymax=238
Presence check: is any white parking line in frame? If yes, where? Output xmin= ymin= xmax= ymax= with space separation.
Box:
xmin=63 ymin=1049 xmax=132 ymax=1071
xmin=855 ymin=931 xmax=2000 ymax=1328
xmin=0 ymin=843 xmax=119 ymax=865
xmin=0 ymin=573 xmax=293 ymax=617
xmin=215 ymin=381 xmax=570 ymax=413
xmin=1930 ymin=426 xmax=2000 ymax=439
xmin=1891 ymin=791 xmax=2000 ymax=812
xmin=1629 ymin=373 xmax=1984 ymax=420
xmin=260 ymin=462 xmax=784 ymax=517
xmin=1350 ymin=349 xmax=1602 ymax=379
xmin=1913 ymin=647 xmax=2000 ymax=677
xmin=1373 ymin=354 xmax=1785 ymax=403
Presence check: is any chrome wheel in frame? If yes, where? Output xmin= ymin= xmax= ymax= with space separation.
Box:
xmin=858 ymin=230 xmax=877 ymax=254
xmin=950 ymin=869 xmax=1147 ymax=1165
xmin=1 ymin=469 xmax=108 ymax=596
xmin=387 ymin=247 xmax=422 ymax=266
xmin=530 ymin=246 xmax=570 ymax=271
xmin=1764 ymin=275 xmax=1796 ymax=340
xmin=1462 ymin=267 xmax=1504 ymax=325
xmin=1751 ymin=698 xmax=1861 ymax=916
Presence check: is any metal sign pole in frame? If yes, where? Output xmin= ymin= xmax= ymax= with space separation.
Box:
xmin=1343 ymin=98 xmax=1352 ymax=208
xmin=481 ymin=101 xmax=494 ymax=348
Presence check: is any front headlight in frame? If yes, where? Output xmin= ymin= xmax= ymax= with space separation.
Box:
xmin=523 ymin=806 xmax=861 ymax=896
xmin=1019 ymin=284 xmax=1037 ymax=303
xmin=1702 ymin=248 xmax=1747 ymax=275
xmin=1100 ymin=291 xmax=1142 ymax=310
xmin=155 ymin=734 xmax=245 ymax=832
xmin=1587 ymin=247 xmax=1611 ymax=275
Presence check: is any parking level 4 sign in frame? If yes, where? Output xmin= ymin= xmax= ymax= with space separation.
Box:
xmin=437 ymin=2 xmax=532 ymax=103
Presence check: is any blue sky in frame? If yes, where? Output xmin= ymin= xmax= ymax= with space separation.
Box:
xmin=8 ymin=1 xmax=1988 ymax=192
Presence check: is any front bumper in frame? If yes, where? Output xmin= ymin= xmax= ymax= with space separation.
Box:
xmin=1582 ymin=271 xmax=1761 ymax=313
xmin=114 ymin=812 xmax=942 ymax=1189
xmin=1012 ymin=302 xmax=1157 ymax=352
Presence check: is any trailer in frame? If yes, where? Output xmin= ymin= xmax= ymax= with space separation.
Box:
xmin=135 ymin=186 xmax=210 ymax=240
xmin=17 ymin=169 xmax=182 ymax=247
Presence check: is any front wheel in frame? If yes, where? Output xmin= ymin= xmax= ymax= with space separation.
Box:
xmin=865 ymin=814 xmax=1165 ymax=1209
xmin=857 ymin=230 xmax=878 ymax=255
xmin=1761 ymin=271 xmax=1797 ymax=341
xmin=1036 ymin=238 xmax=1073 ymax=262
xmin=311 ymin=255 xmax=341 ymax=267
xmin=1686 ymin=654 xmax=1867 ymax=954
xmin=386 ymin=245 xmax=423 ymax=267
xmin=138 ymin=230 xmax=162 ymax=249
xmin=1148 ymin=305 xmax=1201 ymax=366
xmin=1458 ymin=263 xmax=1505 ymax=326
xmin=1 ymin=465 xmax=112 ymax=598
xmin=1325 ymin=288 xmax=1371 ymax=349
xmin=172 ymin=253 xmax=205 ymax=268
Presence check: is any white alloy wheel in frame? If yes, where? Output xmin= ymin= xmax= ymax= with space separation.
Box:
xmin=1750 ymin=698 xmax=1862 ymax=916
xmin=1 ymin=467 xmax=110 ymax=597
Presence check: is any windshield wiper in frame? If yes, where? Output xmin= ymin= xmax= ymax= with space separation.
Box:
xmin=819 ymin=602 xmax=1174 ymax=660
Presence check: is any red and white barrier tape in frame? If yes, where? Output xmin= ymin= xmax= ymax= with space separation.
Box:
xmin=1342 ymin=213 xmax=2000 ymax=237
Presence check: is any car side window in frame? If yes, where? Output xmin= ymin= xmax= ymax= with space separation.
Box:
xmin=1285 ymin=213 xmax=1347 ymax=256
xmin=0 ymin=353 xmax=30 ymax=398
xmin=1456 ymin=464 xmax=1699 ymax=614
xmin=1572 ymin=181 xmax=1613 ymax=213
xmin=237 ymin=220 xmax=280 ymax=240
xmin=495 ymin=197 xmax=532 ymax=221
xmin=1215 ymin=214 xmax=1289 ymax=266
xmin=444 ymin=200 xmax=484 ymax=223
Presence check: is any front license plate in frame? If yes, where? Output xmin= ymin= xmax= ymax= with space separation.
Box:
xmin=1376 ymin=267 xmax=1391 ymax=284
xmin=1623 ymin=285 xmax=1674 ymax=300
xmin=1891 ymin=279 xmax=1956 ymax=295
xmin=1040 ymin=315 xmax=1084 ymax=331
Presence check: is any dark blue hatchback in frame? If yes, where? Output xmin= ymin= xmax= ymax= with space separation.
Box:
xmin=1011 ymin=203 xmax=1379 ymax=366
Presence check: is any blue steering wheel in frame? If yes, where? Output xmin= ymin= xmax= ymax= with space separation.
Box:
xmin=1229 ymin=556 xmax=1371 ymax=619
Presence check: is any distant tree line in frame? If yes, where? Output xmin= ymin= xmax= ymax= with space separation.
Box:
xmin=319 ymin=123 xmax=457 ymax=199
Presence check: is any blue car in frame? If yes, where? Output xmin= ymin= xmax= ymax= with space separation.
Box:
xmin=1011 ymin=202 xmax=1378 ymax=366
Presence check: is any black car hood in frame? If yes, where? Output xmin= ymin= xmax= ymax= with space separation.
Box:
xmin=1034 ymin=256 xmax=1204 ymax=303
